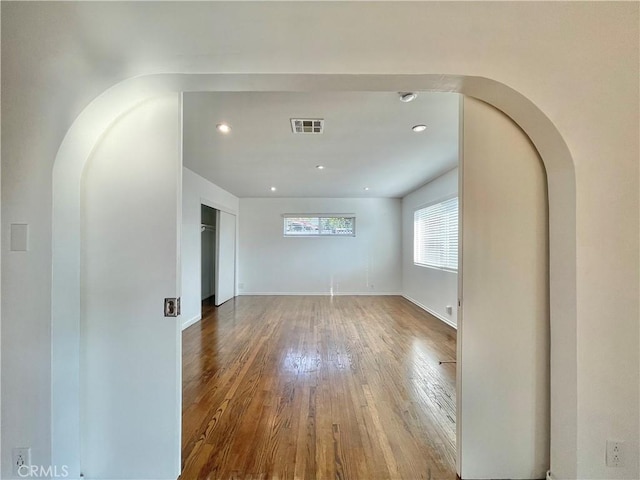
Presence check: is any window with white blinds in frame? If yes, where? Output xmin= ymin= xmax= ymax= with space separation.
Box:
xmin=413 ymin=196 xmax=459 ymax=271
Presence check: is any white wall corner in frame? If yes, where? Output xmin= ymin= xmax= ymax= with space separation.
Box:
xmin=402 ymin=295 xmax=457 ymax=329
xmin=182 ymin=315 xmax=201 ymax=331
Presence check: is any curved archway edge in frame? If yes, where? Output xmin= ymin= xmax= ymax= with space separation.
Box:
xmin=51 ymin=73 xmax=577 ymax=478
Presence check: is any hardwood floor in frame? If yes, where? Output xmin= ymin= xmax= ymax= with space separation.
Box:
xmin=182 ymin=296 xmax=457 ymax=480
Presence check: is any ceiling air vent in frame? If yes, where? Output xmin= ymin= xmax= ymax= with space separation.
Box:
xmin=291 ymin=118 xmax=324 ymax=134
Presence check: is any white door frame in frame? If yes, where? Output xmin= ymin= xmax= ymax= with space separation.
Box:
xmin=214 ymin=210 xmax=236 ymax=306
xmin=200 ymin=198 xmax=239 ymax=302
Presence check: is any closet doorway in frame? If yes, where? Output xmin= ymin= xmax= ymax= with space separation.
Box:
xmin=201 ymin=205 xmax=217 ymax=305
xmin=201 ymin=204 xmax=237 ymax=307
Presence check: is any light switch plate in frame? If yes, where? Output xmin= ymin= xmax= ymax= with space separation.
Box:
xmin=10 ymin=224 xmax=29 ymax=251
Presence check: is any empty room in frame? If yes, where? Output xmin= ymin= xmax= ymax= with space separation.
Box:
xmin=180 ymin=91 xmax=461 ymax=478
xmin=176 ymin=89 xmax=549 ymax=479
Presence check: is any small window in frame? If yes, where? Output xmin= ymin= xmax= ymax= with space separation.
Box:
xmin=414 ymin=197 xmax=458 ymax=271
xmin=284 ymin=215 xmax=355 ymax=236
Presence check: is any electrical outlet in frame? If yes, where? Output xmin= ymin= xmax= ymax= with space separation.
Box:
xmin=12 ymin=447 xmax=31 ymax=477
xmin=446 ymin=305 xmax=453 ymax=315
xmin=606 ymin=440 xmax=624 ymax=467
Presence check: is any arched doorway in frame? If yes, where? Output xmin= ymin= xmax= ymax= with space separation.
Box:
xmin=51 ymin=74 xmax=576 ymax=479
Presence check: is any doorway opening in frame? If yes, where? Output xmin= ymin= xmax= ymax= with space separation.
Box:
xmin=52 ymin=73 xmax=571 ymax=480
xmin=180 ymin=91 xmax=549 ymax=479
xmin=197 ymin=201 xmax=237 ymax=312
xmin=180 ymin=91 xmax=466 ymax=477
xmin=201 ymin=204 xmax=217 ymax=308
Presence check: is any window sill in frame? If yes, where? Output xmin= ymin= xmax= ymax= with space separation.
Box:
xmin=413 ymin=263 xmax=458 ymax=273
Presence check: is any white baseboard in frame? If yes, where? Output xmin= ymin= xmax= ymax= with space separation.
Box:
xmin=181 ymin=314 xmax=201 ymax=331
xmin=402 ymin=295 xmax=457 ymax=329
xmin=238 ymin=292 xmax=403 ymax=296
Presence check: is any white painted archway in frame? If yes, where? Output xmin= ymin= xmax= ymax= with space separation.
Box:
xmin=52 ymin=73 xmax=576 ymax=478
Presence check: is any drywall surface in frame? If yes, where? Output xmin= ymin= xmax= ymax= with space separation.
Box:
xmin=1 ymin=3 xmax=638 ymax=479
xmin=459 ymin=97 xmax=549 ymax=479
xmin=181 ymin=168 xmax=238 ymax=329
xmin=215 ymin=210 xmax=236 ymax=305
xmin=81 ymin=95 xmax=181 ymax=479
xmin=238 ymin=198 xmax=402 ymax=295
xmin=402 ymin=168 xmax=459 ymax=328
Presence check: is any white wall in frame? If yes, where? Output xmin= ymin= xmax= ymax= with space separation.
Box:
xmin=239 ymin=198 xmax=402 ymax=295
xmin=459 ymin=97 xmax=550 ymax=479
xmin=81 ymin=95 xmax=182 ymax=479
xmin=402 ymin=169 xmax=459 ymax=328
xmin=1 ymin=3 xmax=638 ymax=479
xmin=181 ymin=167 xmax=239 ymax=330
xmin=215 ymin=210 xmax=237 ymax=306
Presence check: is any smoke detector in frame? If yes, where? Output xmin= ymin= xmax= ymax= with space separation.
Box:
xmin=291 ymin=118 xmax=324 ymax=134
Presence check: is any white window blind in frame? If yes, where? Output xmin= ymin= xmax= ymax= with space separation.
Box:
xmin=414 ymin=197 xmax=458 ymax=270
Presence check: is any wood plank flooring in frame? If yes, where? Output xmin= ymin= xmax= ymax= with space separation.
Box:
xmin=182 ymin=296 xmax=457 ymax=480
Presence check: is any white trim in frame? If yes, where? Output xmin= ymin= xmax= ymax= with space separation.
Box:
xmin=282 ymin=213 xmax=355 ymax=218
xmin=402 ymin=294 xmax=457 ymax=329
xmin=238 ymin=292 xmax=403 ymax=296
xmin=456 ymin=97 xmax=464 ymax=475
xmin=413 ymin=262 xmax=458 ymax=274
xmin=283 ymin=215 xmax=356 ymax=237
xmin=200 ymin=197 xmax=237 ymax=216
xmin=181 ymin=315 xmax=201 ymax=331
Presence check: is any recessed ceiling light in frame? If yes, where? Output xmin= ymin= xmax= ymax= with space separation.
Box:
xmin=270 ymin=186 xmax=277 ymax=192
xmin=412 ymin=124 xmax=427 ymax=132
xmin=316 ymin=165 xmax=325 ymax=170
xmin=399 ymin=92 xmax=417 ymax=103
xmin=364 ymin=187 xmax=370 ymax=191
xmin=216 ymin=123 xmax=231 ymax=134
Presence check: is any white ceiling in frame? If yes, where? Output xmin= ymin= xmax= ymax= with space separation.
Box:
xmin=183 ymin=91 xmax=459 ymax=198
